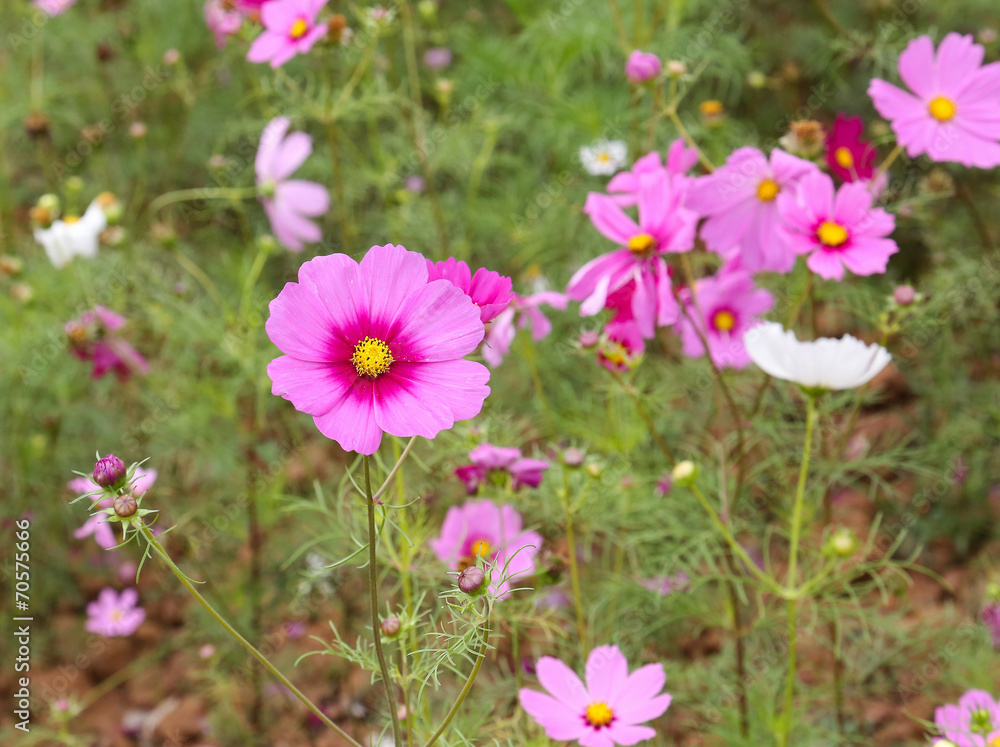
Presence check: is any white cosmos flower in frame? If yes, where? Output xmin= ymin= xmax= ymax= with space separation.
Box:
xmin=34 ymin=200 xmax=107 ymax=269
xmin=744 ymin=321 xmax=891 ymax=391
xmin=579 ymin=139 xmax=628 ymax=176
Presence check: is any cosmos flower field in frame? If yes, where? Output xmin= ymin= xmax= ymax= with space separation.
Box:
xmin=3 ymin=0 xmax=1000 ymax=745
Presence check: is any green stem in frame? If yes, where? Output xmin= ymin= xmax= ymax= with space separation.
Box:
xmin=871 ymin=144 xmax=904 ymax=192
xmin=606 ymin=0 xmax=632 ymax=54
xmin=138 ymin=524 xmax=363 ymax=747
xmin=364 ymin=455 xmax=404 ymax=745
xmin=240 ymin=242 xmax=271 ymax=318
xmin=423 ymin=613 xmax=492 ymax=747
xmin=562 ymin=490 xmax=588 ymax=654
xmin=147 ymin=186 xmax=257 ymax=217
xmin=779 ymin=394 xmax=818 ymax=744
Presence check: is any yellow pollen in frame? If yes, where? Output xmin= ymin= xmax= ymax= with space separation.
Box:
xmin=834 ymin=147 xmax=854 ymax=169
xmin=110 ymin=610 xmax=124 ymax=622
xmin=713 ymin=310 xmax=736 ymax=332
xmin=597 ymin=152 xmax=611 ymax=163
xmin=817 ymin=221 xmax=849 ymax=247
xmin=756 ymin=179 xmax=780 ymax=202
xmin=585 ymin=702 xmax=614 ymax=727
xmin=63 ymin=215 xmax=80 ymax=224
xmin=289 ymin=18 xmax=309 ymax=38
xmin=627 ymin=233 xmax=656 ymax=254
xmin=351 ymin=336 xmax=393 ymax=378
xmin=700 ymin=99 xmax=723 ymax=117
xmin=470 ymin=539 xmax=492 ymax=557
xmin=928 ymin=95 xmax=956 ymax=122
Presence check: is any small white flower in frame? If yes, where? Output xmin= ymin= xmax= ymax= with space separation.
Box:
xmin=745 ymin=321 xmax=891 ymax=391
xmin=34 ymin=200 xmax=107 ymax=269
xmin=579 ymin=139 xmax=627 ymax=176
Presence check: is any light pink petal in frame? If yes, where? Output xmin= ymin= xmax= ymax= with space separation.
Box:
xmin=615 ymin=664 xmax=670 ymax=724
xmin=896 ymin=35 xmax=936 ymax=99
xmin=518 ymin=690 xmax=586 ymax=741
xmin=936 ymin=33 xmax=984 ymax=95
xmin=578 ymin=732 xmax=616 ymax=747
xmin=585 ymin=645 xmax=630 ymax=703
xmin=278 ymin=180 xmax=330 ymax=217
xmin=832 ymin=181 xmax=874 ymax=226
xmin=584 ymin=193 xmax=640 ymax=246
xmin=256 ymin=116 xmax=291 ymax=180
xmin=536 ymin=656 xmax=589 ymax=711
xmin=268 ymin=43 xmax=300 ymax=69
xmin=603 ymin=724 xmax=659 ymax=745
xmin=806 ymin=250 xmax=847 ymax=281
xmin=246 ymin=30 xmax=285 ymax=64
xmin=271 ymin=133 xmax=314 ymax=181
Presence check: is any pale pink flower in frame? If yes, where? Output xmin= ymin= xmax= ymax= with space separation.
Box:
xmin=204 ymin=0 xmax=243 ymax=48
xmin=607 ymin=140 xmax=700 ymax=207
xmin=482 ymin=292 xmax=568 ymax=367
xmin=75 ymin=498 xmax=116 ymax=550
xmin=247 ymin=0 xmax=329 ymax=69
xmin=33 ymin=0 xmax=77 ymax=15
xmin=519 ymin=645 xmax=672 ymax=745
xmin=934 ymin=689 xmax=1000 ymax=746
xmin=868 ymin=33 xmax=1000 ymax=168
xmin=86 ymin=588 xmax=145 ymax=637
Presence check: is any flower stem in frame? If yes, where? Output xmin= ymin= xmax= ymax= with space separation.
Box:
xmin=561 ymin=486 xmax=588 ymax=654
xmin=779 ymin=394 xmax=818 ymax=745
xmin=871 ymin=144 xmax=904 ymax=192
xmin=423 ymin=612 xmax=492 ymax=747
xmin=146 ymin=186 xmax=258 ymax=217
xmin=138 ymin=524 xmax=362 ymax=747
xmin=363 ymin=455 xmax=404 ymax=745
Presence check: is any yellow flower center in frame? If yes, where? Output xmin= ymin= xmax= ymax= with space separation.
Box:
xmin=756 ymin=179 xmax=780 ymax=202
xmin=289 ymin=18 xmax=309 ymax=39
xmin=470 ymin=539 xmax=492 ymax=557
xmin=351 ymin=336 xmax=394 ymax=378
xmin=699 ymin=99 xmax=723 ymax=117
xmin=63 ymin=215 xmax=80 ymax=224
xmin=928 ymin=95 xmax=956 ymax=122
xmin=834 ymin=147 xmax=854 ymax=169
xmin=110 ymin=610 xmax=124 ymax=622
xmin=627 ymin=233 xmax=656 ymax=254
xmin=816 ymin=221 xmax=849 ymax=247
xmin=712 ymin=310 xmax=735 ymax=331
xmin=585 ymin=702 xmax=614 ymax=727
xmin=597 ymin=152 xmax=611 ymax=163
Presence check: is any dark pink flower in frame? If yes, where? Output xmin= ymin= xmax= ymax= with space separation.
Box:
xmin=625 ymin=51 xmax=662 ymax=84
xmin=455 ymin=443 xmax=549 ymax=493
xmin=66 ymin=306 xmax=149 ymax=381
xmin=266 ymin=244 xmax=490 ymax=455
xmin=247 ymin=0 xmax=329 ymax=69
xmin=826 ymin=113 xmax=877 ymax=183
xmin=597 ymin=321 xmax=645 ymax=372
xmin=426 ymin=258 xmax=515 ymax=323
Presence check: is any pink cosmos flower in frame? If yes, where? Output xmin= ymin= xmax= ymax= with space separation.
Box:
xmin=482 ymin=291 xmax=568 ymax=367
xmin=519 ymin=644 xmax=672 ymax=746
xmin=625 ymin=51 xmax=662 ymax=84
xmin=430 ymin=499 xmax=543 ymax=598
xmin=425 ymin=258 xmax=515 ymax=324
xmin=607 ymin=140 xmax=700 ymax=207
xmin=826 ymin=114 xmax=877 ymax=183
xmin=247 ymin=0 xmax=329 ymax=68
xmin=423 ymin=47 xmax=452 ymax=70
xmin=777 ymin=171 xmax=898 ymax=281
xmin=204 ymin=0 xmax=244 ymax=48
xmin=33 ymin=0 xmax=77 ymax=15
xmin=455 ymin=443 xmax=549 ymax=494
xmin=639 ymin=572 xmax=689 ymax=597
xmin=266 ymin=244 xmax=491 ymax=455
xmin=255 ymin=117 xmax=330 ymax=251
xmin=75 ymin=497 xmax=116 ymax=550
xmin=65 ymin=306 xmax=149 ymax=381
xmin=934 ymin=689 xmax=1000 ymax=746
xmin=676 ymin=269 xmax=774 ymax=369
xmin=597 ymin=321 xmax=645 ymax=372
xmin=868 ymin=33 xmax=1000 ymax=168
xmin=568 ymin=171 xmax=696 ymax=338
xmin=983 ymin=603 xmax=1000 ymax=650
xmin=687 ymin=147 xmax=819 ymax=274
xmin=86 ymin=588 xmax=145 ymax=637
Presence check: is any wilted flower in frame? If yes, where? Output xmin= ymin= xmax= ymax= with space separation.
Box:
xmin=204 ymin=0 xmax=243 ymax=48
xmin=779 ymin=120 xmax=826 ymax=159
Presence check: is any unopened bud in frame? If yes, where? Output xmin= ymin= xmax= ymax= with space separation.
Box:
xmin=827 ymin=527 xmax=858 ymax=557
xmin=671 ymin=460 xmax=698 ymax=487
xmin=585 ymin=462 xmax=603 ymax=478
xmin=458 ymin=566 xmax=485 ymax=594
xmin=893 ymin=285 xmax=916 ymax=306
xmin=666 ymin=60 xmax=687 ymax=77
xmin=113 ymin=492 xmax=138 ymax=518
xmin=163 ymin=49 xmax=180 ymax=66
xmin=93 ymin=454 xmax=127 ymax=488
xmin=129 ymin=122 xmax=148 ymax=139
xmin=563 ymin=448 xmax=585 ymax=467
xmin=380 ymin=616 xmax=402 ymax=637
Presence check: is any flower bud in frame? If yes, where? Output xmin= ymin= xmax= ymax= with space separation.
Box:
xmin=666 ymin=60 xmax=687 ymax=77
xmin=93 ymin=454 xmax=127 ymax=488
xmin=625 ymin=50 xmax=662 ymax=84
xmin=24 ymin=111 xmax=50 ymax=140
xmin=458 ymin=566 xmax=485 ymax=594
xmin=985 ymin=581 xmax=1000 ymax=602
xmin=417 ymin=0 xmax=437 ymax=20
xmin=671 ymin=460 xmax=698 ymax=487
xmin=585 ymin=462 xmax=603 ymax=478
xmin=381 ymin=616 xmax=402 ymax=637
xmin=563 ymin=448 xmax=585 ymax=467
xmin=11 ymin=283 xmax=33 ymax=304
xmin=0 ymin=256 xmax=24 ymax=276
xmin=113 ymin=492 xmax=138 ymax=518
xmin=826 ymin=527 xmax=858 ymax=557
xmin=892 ymin=284 xmax=916 ymax=306
xmin=747 ymin=70 xmax=767 ymax=89
xmin=129 ymin=122 xmax=148 ymax=139
xmin=163 ymin=49 xmax=180 ymax=66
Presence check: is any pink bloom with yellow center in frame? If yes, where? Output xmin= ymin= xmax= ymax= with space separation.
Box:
xmin=247 ymin=0 xmax=329 ymax=69
xmin=65 ymin=306 xmax=149 ymax=381
xmin=676 ymin=269 xmax=773 ymax=370
xmin=454 ymin=443 xmax=549 ymax=494
xmin=86 ymin=588 xmax=145 ymax=637
xmin=266 ymin=244 xmax=491 ymax=455
xmin=597 ymin=321 xmax=645 ymax=372
xmin=934 ymin=689 xmax=1000 ymax=746
xmin=519 ymin=644 xmax=672 ymax=746
xmin=607 ymin=139 xmax=700 ymax=207
xmin=425 ymin=258 xmax=515 ymax=324
xmin=430 ymin=499 xmax=543 ymax=599
xmin=687 ymin=147 xmax=819 ymax=274
xmin=255 ymin=117 xmax=330 ymax=251
xmin=777 ymin=171 xmax=898 ymax=281
xmin=568 ymin=171 xmax=695 ymax=339
xmin=826 ymin=113 xmax=878 ymax=183
xmin=868 ymin=33 xmax=1000 ymax=168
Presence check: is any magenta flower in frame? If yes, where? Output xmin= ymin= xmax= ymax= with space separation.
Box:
xmin=569 ymin=171 xmax=695 ymax=338
xmin=426 ymin=258 xmax=515 ymax=324
xmin=983 ymin=603 xmax=1000 ymax=650
xmin=266 ymin=244 xmax=490 ymax=455
xmin=482 ymin=291 xmax=568 ymax=367
xmin=430 ymin=499 xmax=543 ymax=598
xmin=519 ymin=644 xmax=672 ymax=745
xmin=687 ymin=147 xmax=819 ymax=273
xmin=826 ymin=113 xmax=878 ymax=183
xmin=454 ymin=443 xmax=549 ymax=494
xmin=868 ymin=33 xmax=1000 ymax=168
xmin=676 ymin=269 xmax=773 ymax=369
xmin=777 ymin=171 xmax=898 ymax=281
xmin=247 ymin=0 xmax=329 ymax=68
xmin=204 ymin=0 xmax=243 ymax=48
xmin=607 ymin=140 xmax=700 ymax=208
xmin=86 ymin=588 xmax=145 ymax=637
xmin=66 ymin=306 xmax=149 ymax=381
xmin=934 ymin=689 xmax=1000 ymax=746
xmin=255 ymin=117 xmax=329 ymax=251
xmin=597 ymin=321 xmax=645 ymax=372
xmin=625 ymin=51 xmax=662 ymax=83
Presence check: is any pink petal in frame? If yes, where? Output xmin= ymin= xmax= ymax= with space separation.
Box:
xmin=585 ymin=645 xmax=630 ymax=704
xmin=390 ymin=281 xmax=485 ymax=362
xmin=936 ymin=33 xmax=984 ymax=95
xmin=268 ymin=357 xmax=358 ymax=416
xmin=518 ymin=690 xmax=586 ymax=741
xmin=373 ymin=360 xmax=490 ymax=438
xmin=536 ymin=656 xmax=589 ymax=711
xmin=312 ymin=377 xmax=382 ymax=454
xmin=603 ymin=724 xmax=659 ymax=745
xmin=271 ymin=132 xmax=314 ymax=181
xmin=584 ymin=193 xmax=640 ymax=246
xmin=246 ymin=30 xmax=286 ymax=64
xmin=359 ymin=244 xmax=431 ymax=338
xmin=897 ymin=35 xmax=936 ymax=99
